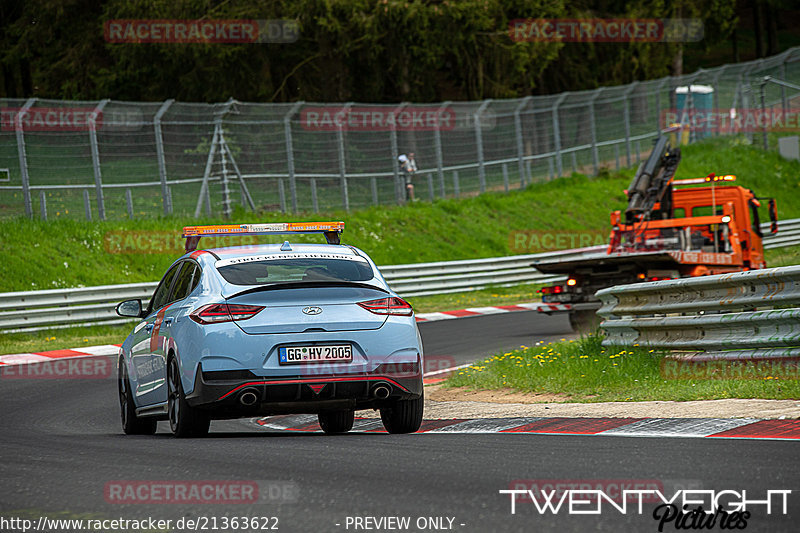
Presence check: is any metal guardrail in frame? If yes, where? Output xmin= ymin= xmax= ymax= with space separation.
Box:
xmin=0 ymin=246 xmax=608 ymax=333
xmin=598 ymin=265 xmax=800 ymax=361
xmin=1 ymin=216 xmax=797 ymax=334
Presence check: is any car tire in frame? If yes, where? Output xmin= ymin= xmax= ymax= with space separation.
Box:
xmin=118 ymin=357 xmax=157 ymax=435
xmin=380 ymin=390 xmax=424 ymax=434
xmin=167 ymin=357 xmax=210 ymax=438
xmin=318 ymin=409 xmax=355 ymax=434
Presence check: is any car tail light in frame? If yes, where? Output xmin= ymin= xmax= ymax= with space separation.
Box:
xmin=190 ymin=303 xmax=264 ymax=324
xmin=537 ymin=285 xmax=564 ymax=295
xmin=358 ymin=297 xmax=413 ymax=316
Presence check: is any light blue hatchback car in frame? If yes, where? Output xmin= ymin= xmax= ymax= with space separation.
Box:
xmin=116 ymin=222 xmax=424 ymax=437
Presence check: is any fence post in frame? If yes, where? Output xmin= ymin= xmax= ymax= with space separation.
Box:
xmin=427 ymin=173 xmax=434 ymax=201
xmin=371 ymin=177 xmax=378 ymax=205
xmin=589 ymin=89 xmax=603 ymax=175
xmin=39 ymin=191 xmax=47 ymax=220
xmin=88 ymin=99 xmax=109 ymax=221
xmin=552 ymin=93 xmax=568 ymax=178
xmin=780 ymin=61 xmax=788 ymax=113
xmin=14 ymin=98 xmax=36 ymax=219
xmin=83 ymin=189 xmax=92 ymax=220
xmin=614 ymin=144 xmax=620 ymax=171
xmin=154 ymin=99 xmax=174 ymax=215
xmin=125 ymin=188 xmax=134 ymax=219
xmin=655 ymin=77 xmax=668 ymax=136
xmin=219 ymin=126 xmax=232 ymax=219
xmin=390 ymin=103 xmax=407 ymax=204
xmin=623 ymin=83 xmax=636 ymax=167
xmin=514 ymin=96 xmax=532 ymax=187
xmin=502 ymin=163 xmax=509 ymax=193
xmin=709 ymin=66 xmax=726 ymax=138
xmin=195 ymin=125 xmax=220 ymax=218
xmin=310 ymin=178 xmax=318 ymax=213
xmin=278 ymin=178 xmax=286 ymax=212
xmin=337 ymin=102 xmax=353 ymax=211
xmin=759 ymin=77 xmax=769 ymax=150
xmin=548 ymin=157 xmax=555 ymax=180
xmin=452 ymin=170 xmax=460 ymax=197
xmin=434 ymin=101 xmax=450 ymax=197
xmin=284 ymin=101 xmax=304 ymax=212
xmin=474 ymin=99 xmax=492 ymax=193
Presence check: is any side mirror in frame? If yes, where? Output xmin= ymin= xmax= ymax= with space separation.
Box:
xmin=768 ymin=199 xmax=778 ymax=234
xmin=116 ymin=299 xmax=143 ymax=318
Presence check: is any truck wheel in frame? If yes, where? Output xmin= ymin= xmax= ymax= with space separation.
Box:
xmin=569 ymin=310 xmax=600 ymax=333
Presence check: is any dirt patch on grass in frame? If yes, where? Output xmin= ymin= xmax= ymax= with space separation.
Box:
xmin=418 ymin=385 xmax=800 ymax=419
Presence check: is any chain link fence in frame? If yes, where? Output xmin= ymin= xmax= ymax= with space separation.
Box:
xmin=2 ymin=47 xmax=800 ymax=220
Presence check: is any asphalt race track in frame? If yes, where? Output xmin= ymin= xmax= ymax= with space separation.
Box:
xmin=1 ymin=311 xmax=798 ymax=533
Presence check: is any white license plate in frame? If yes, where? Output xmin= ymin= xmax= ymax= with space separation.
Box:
xmin=279 ymin=345 xmax=353 ymax=364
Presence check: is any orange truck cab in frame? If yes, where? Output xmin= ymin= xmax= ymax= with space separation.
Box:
xmin=533 ymin=136 xmax=777 ymax=331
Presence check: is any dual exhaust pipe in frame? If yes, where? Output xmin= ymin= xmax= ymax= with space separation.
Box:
xmin=239 ymin=383 xmax=392 ymax=405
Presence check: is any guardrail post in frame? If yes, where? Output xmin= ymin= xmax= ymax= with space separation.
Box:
xmin=83 ymin=189 xmax=92 ymax=220
xmin=39 ymin=191 xmax=47 ymax=220
xmin=15 ymin=98 xmax=36 ymax=219
xmin=514 ymin=96 xmax=532 ymax=186
xmin=502 ymin=163 xmax=509 ymax=193
xmin=125 ymin=188 xmax=134 ymax=219
xmin=623 ymin=83 xmax=636 ymax=167
xmin=154 ymin=99 xmax=174 ymax=215
xmin=434 ymin=101 xmax=450 ymax=197
xmin=452 ymin=170 xmax=460 ymax=197
xmin=88 ymin=99 xmax=109 ymax=221
xmin=390 ymin=103 xmax=407 ymax=204
xmin=589 ymin=89 xmax=603 ymax=175
xmin=310 ymin=178 xmax=318 ymax=212
xmin=474 ymin=99 xmax=492 ymax=193
xmin=283 ymin=101 xmax=304 ymax=212
xmin=337 ymin=102 xmax=353 ymax=211
xmin=552 ymin=93 xmax=568 ymax=178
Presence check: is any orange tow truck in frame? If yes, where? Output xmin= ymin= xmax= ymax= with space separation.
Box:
xmin=534 ymin=135 xmax=778 ymax=331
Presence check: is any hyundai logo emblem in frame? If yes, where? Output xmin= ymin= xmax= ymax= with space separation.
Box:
xmin=302 ymin=306 xmax=323 ymax=315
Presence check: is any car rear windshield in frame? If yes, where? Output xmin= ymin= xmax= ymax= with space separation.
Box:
xmin=217 ymin=257 xmax=375 ymax=286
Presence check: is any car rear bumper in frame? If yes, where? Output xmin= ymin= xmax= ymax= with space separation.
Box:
xmin=186 ymin=364 xmax=423 ymax=417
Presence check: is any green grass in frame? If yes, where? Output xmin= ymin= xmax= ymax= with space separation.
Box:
xmin=444 ymin=335 xmax=800 ymax=402
xmin=3 ymin=136 xmax=800 ymax=292
xmin=0 ymin=323 xmax=134 ymax=355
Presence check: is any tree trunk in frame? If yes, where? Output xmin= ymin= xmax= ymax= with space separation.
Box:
xmin=752 ymin=0 xmax=764 ymax=58
xmin=766 ymin=1 xmax=779 ymax=56
xmin=672 ymin=44 xmax=683 ymax=78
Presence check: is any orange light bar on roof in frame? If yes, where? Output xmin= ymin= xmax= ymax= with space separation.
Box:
xmin=673 ymin=175 xmax=736 ymax=186
xmin=182 ymin=222 xmax=345 ymax=252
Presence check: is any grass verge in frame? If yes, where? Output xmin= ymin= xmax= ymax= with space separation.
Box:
xmin=443 ymin=335 xmax=800 ymax=402
xmin=0 ymin=323 xmax=133 ymax=356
